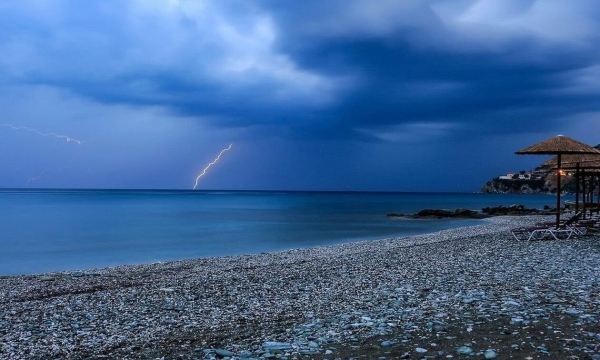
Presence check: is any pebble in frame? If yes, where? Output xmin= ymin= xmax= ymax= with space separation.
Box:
xmin=456 ymin=346 xmax=474 ymax=355
xmin=1 ymin=215 xmax=599 ymax=359
xmin=566 ymin=308 xmax=581 ymax=316
xmin=484 ymin=349 xmax=497 ymax=359
xmin=215 ymin=349 xmax=235 ymax=357
xmin=262 ymin=342 xmax=292 ymax=351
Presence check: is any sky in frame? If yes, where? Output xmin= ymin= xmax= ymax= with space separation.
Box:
xmin=1 ymin=0 xmax=600 ymax=192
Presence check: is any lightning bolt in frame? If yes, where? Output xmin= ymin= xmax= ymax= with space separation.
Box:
xmin=0 ymin=123 xmax=83 ymax=144
xmin=193 ymin=143 xmax=233 ymax=190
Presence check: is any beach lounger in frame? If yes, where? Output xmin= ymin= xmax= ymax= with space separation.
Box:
xmin=572 ymin=217 xmax=600 ymax=235
xmin=511 ymin=225 xmax=575 ymax=241
xmin=570 ymin=220 xmax=593 ymax=235
xmin=544 ymin=226 xmax=575 ymax=240
xmin=535 ymin=212 xmax=582 ymax=227
xmin=511 ymin=212 xmax=581 ymax=241
xmin=534 ymin=212 xmax=581 ymax=239
xmin=510 ymin=226 xmax=552 ymax=241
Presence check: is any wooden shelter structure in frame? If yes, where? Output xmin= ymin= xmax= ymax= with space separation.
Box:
xmin=541 ymin=153 xmax=600 ymax=216
xmin=516 ymin=135 xmax=600 ymax=228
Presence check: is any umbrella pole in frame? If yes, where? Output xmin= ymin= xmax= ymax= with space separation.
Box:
xmin=597 ymin=175 xmax=600 ymax=203
xmin=583 ymin=170 xmax=588 ymax=217
xmin=575 ymin=163 xmax=580 ymax=215
xmin=597 ymin=176 xmax=600 ymax=217
xmin=556 ymin=154 xmax=562 ymax=228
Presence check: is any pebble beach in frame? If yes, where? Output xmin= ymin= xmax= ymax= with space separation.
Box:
xmin=2 ymin=215 xmax=600 ymax=359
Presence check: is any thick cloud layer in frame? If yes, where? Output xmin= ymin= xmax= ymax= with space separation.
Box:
xmin=1 ymin=1 xmax=599 ymax=190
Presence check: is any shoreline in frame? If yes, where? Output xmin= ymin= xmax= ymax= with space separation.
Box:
xmin=0 ymin=216 xmax=494 ymax=279
xmin=2 ymin=215 xmax=600 ymax=359
xmin=2 ymin=216 xmax=534 ymax=279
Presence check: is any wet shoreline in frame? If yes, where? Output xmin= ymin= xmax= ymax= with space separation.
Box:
xmin=2 ymin=215 xmax=599 ymax=359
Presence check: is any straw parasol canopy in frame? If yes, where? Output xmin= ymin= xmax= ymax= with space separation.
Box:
xmin=516 ymin=135 xmax=600 ymax=155
xmin=516 ymin=134 xmax=600 ymax=228
xmin=541 ymin=153 xmax=600 ymax=169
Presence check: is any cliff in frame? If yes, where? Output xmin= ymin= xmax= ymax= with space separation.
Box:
xmin=479 ymin=169 xmax=576 ymax=194
xmin=479 ymin=178 xmax=552 ymax=194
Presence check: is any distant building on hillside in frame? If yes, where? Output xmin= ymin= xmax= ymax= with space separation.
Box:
xmin=499 ymin=172 xmax=515 ymax=180
xmin=499 ymin=171 xmax=535 ymax=180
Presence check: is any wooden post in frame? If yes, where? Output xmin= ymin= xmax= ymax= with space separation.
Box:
xmin=556 ymin=154 xmax=561 ymax=228
xmin=575 ymin=163 xmax=580 ymax=215
xmin=583 ymin=170 xmax=587 ymax=218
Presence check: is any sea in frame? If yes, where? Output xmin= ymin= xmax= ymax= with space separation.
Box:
xmin=0 ymin=189 xmax=569 ymax=276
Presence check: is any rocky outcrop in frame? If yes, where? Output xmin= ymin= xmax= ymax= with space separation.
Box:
xmin=481 ymin=204 xmax=548 ymax=216
xmin=387 ymin=204 xmax=549 ymax=219
xmin=414 ymin=208 xmax=485 ymax=219
xmin=478 ymin=178 xmax=552 ymax=194
xmin=388 ymin=208 xmax=487 ymax=219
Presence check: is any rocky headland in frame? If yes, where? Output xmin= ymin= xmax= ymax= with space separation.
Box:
xmin=478 ymin=178 xmax=552 ymax=194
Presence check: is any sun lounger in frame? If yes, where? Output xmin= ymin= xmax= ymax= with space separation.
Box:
xmin=510 ymin=226 xmax=552 ymax=241
xmin=511 ymin=225 xmax=575 ymax=241
xmin=544 ymin=226 xmax=575 ymax=240
xmin=541 ymin=212 xmax=600 ymax=237
xmin=535 ymin=212 xmax=582 ymax=227
xmin=573 ymin=217 xmax=600 ymax=234
xmin=511 ymin=212 xmax=581 ymax=241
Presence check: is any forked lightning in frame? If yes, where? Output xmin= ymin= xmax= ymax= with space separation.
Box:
xmin=193 ymin=144 xmax=233 ymax=190
xmin=0 ymin=123 xmax=83 ymax=144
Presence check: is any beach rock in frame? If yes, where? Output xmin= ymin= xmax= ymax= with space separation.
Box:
xmin=262 ymin=342 xmax=292 ymax=352
xmin=215 ymin=349 xmax=235 ymax=357
xmin=457 ymin=346 xmax=474 ymax=355
xmin=417 ymin=209 xmax=453 ymax=218
xmin=411 ymin=208 xmax=485 ymax=219
xmin=238 ymin=350 xmax=253 ymax=358
xmin=481 ymin=204 xmax=543 ymax=216
xmin=386 ymin=213 xmax=405 ymax=218
xmin=484 ymin=349 xmax=498 ymax=359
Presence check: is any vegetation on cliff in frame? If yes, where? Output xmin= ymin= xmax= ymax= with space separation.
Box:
xmin=479 ymin=178 xmax=550 ymax=194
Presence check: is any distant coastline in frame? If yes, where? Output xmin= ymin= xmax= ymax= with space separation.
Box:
xmin=478 ymin=177 xmax=556 ymax=194
xmin=480 ymin=143 xmax=600 ymax=195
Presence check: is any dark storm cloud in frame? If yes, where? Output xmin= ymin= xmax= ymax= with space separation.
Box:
xmin=3 ymin=0 xmax=600 ymax=142
xmin=259 ymin=0 xmax=600 ymax=139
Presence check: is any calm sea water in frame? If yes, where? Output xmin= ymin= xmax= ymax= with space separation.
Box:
xmin=0 ymin=189 xmax=566 ymax=275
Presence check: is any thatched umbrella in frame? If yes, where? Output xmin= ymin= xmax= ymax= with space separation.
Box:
xmin=541 ymin=154 xmax=600 ymax=214
xmin=516 ymin=134 xmax=600 ymax=228
xmin=541 ymin=153 xmax=600 ymax=168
